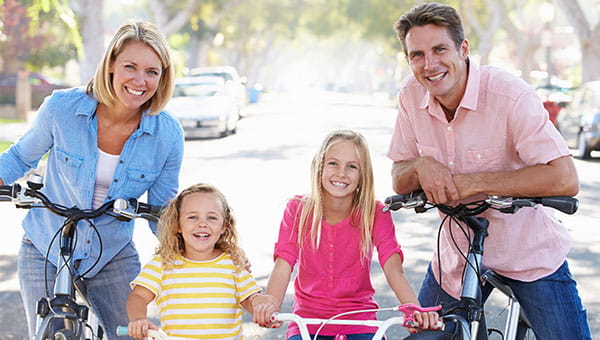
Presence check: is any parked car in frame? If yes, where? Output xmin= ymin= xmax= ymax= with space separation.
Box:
xmin=188 ymin=66 xmax=247 ymax=118
xmin=557 ymin=81 xmax=600 ymax=159
xmin=166 ymin=76 xmax=238 ymax=139
xmin=0 ymin=72 xmax=68 ymax=109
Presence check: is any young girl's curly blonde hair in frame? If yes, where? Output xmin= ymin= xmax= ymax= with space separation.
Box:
xmin=156 ymin=183 xmax=248 ymax=271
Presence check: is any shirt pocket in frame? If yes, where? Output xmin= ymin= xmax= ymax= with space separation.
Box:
xmin=123 ymin=168 xmax=159 ymax=197
xmin=56 ymin=147 xmax=83 ymax=182
xmin=464 ymin=147 xmax=503 ymax=172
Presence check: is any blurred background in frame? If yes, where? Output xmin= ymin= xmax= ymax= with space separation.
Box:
xmin=1 ymin=1 xmax=600 ymax=338
xmin=1 ymin=0 xmax=599 ymax=119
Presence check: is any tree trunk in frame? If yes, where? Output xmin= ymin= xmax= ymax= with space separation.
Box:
xmin=555 ymin=0 xmax=600 ymax=83
xmin=580 ymin=29 xmax=600 ymax=82
xmin=77 ymin=0 xmax=104 ymax=85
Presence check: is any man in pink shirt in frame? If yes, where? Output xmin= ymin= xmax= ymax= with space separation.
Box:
xmin=387 ymin=3 xmax=591 ymax=339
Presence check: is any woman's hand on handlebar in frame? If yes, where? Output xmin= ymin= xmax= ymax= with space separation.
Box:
xmin=251 ymin=294 xmax=282 ymax=328
xmin=127 ymin=318 xmax=159 ymax=339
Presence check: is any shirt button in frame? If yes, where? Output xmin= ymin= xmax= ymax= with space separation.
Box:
xmin=107 ymin=196 xmax=112 ymax=200
xmin=449 ymin=161 xmax=454 ymax=166
xmin=477 ymin=154 xmax=482 ymax=160
xmin=86 ymin=240 xmax=91 ymax=244
xmin=119 ymin=160 xmax=124 ymax=164
xmin=140 ymin=174 xmax=145 ymax=179
xmin=113 ymin=178 xmax=118 ymax=183
xmin=447 ymin=126 xmax=452 ymax=131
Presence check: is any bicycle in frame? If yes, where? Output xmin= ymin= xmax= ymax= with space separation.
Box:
xmin=0 ymin=174 xmax=161 ymax=340
xmin=115 ymin=303 xmax=444 ymax=339
xmin=383 ymin=191 xmax=578 ymax=340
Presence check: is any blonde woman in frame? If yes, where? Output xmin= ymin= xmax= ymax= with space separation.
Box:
xmin=126 ymin=183 xmax=277 ymax=339
xmin=0 ymin=20 xmax=183 ymax=338
xmin=253 ymin=130 xmax=438 ymax=339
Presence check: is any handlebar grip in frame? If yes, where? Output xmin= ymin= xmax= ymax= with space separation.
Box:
xmin=385 ymin=193 xmax=414 ymax=205
xmin=536 ymin=196 xmax=578 ymax=215
xmin=0 ymin=184 xmax=21 ymax=198
xmin=386 ymin=191 xmax=427 ymax=204
xmin=115 ymin=326 xmax=128 ymax=336
xmin=128 ymin=198 xmax=163 ymax=217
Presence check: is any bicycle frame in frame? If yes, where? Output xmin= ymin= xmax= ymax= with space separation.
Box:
xmin=383 ymin=192 xmax=581 ymax=340
xmin=34 ymin=216 xmax=99 ymax=340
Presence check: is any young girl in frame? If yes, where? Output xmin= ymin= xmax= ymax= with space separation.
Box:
xmin=126 ymin=183 xmax=276 ymax=339
xmin=253 ymin=130 xmax=438 ymax=339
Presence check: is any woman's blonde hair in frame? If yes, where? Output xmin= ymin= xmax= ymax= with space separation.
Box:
xmin=296 ymin=130 xmax=376 ymax=260
xmin=156 ymin=183 xmax=248 ymax=271
xmin=86 ymin=20 xmax=175 ymax=116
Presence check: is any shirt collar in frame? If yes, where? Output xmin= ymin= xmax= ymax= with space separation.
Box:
xmin=74 ymin=89 xmax=157 ymax=136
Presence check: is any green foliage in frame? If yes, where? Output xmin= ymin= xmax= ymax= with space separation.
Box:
xmin=0 ymin=141 xmax=14 ymax=153
xmin=0 ymin=0 xmax=81 ymax=71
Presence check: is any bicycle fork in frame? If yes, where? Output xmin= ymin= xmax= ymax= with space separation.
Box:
xmin=34 ymin=220 xmax=91 ymax=339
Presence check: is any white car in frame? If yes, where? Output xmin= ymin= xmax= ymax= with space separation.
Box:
xmin=166 ymin=77 xmax=238 ymax=139
xmin=188 ymin=66 xmax=248 ymax=118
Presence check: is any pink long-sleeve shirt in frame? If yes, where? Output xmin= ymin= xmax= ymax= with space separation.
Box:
xmin=387 ymin=61 xmax=573 ymax=299
xmin=274 ymin=197 xmax=403 ymax=337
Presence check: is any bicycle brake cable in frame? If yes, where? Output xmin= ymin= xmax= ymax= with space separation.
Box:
xmin=77 ymin=219 xmax=102 ymax=279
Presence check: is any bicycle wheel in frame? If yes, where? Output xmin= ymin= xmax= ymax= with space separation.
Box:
xmin=402 ymin=330 xmax=455 ymax=339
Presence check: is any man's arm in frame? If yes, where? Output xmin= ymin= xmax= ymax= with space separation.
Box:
xmin=454 ymin=155 xmax=578 ymax=199
xmin=391 ymin=157 xmax=460 ymax=203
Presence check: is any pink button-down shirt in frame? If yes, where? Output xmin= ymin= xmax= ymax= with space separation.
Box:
xmin=387 ymin=61 xmax=572 ymax=299
xmin=274 ymin=197 xmax=403 ymax=337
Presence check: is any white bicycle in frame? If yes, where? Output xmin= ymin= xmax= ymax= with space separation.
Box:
xmin=116 ymin=303 xmax=443 ymax=339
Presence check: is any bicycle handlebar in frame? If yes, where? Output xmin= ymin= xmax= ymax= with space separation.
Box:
xmin=0 ymin=175 xmax=162 ymax=222
xmin=384 ymin=191 xmax=578 ymax=215
xmin=272 ymin=304 xmax=443 ymax=333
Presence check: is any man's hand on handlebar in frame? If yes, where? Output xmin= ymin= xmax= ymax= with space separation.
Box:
xmin=414 ymin=157 xmax=460 ymax=204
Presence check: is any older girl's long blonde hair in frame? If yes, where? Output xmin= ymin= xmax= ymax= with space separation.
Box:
xmin=296 ymin=130 xmax=376 ymax=260
xmin=156 ymin=183 xmax=248 ymax=271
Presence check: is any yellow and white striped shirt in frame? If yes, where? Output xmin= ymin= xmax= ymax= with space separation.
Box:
xmin=132 ymin=253 xmax=261 ymax=339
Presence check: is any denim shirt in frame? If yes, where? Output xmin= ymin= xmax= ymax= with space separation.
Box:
xmin=0 ymin=87 xmax=184 ymax=277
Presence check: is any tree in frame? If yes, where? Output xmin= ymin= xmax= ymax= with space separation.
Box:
xmin=0 ymin=0 xmax=79 ymax=73
xmin=73 ymin=0 xmax=103 ymax=84
xmin=554 ymin=0 xmax=600 ymax=83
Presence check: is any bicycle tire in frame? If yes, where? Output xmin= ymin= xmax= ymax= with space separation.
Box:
xmin=402 ymin=330 xmax=455 ymax=339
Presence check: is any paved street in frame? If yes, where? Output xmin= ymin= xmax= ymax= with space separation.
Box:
xmin=0 ymin=91 xmax=598 ymax=339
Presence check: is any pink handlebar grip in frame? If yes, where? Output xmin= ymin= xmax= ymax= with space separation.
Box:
xmin=397 ymin=303 xmax=444 ymax=330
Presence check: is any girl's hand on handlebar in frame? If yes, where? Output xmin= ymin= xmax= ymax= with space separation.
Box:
xmin=128 ymin=318 xmax=159 ymax=339
xmin=408 ymin=311 xmax=441 ymax=333
xmin=251 ymin=294 xmax=282 ymax=328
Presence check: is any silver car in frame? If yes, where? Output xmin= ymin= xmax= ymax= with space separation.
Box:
xmin=558 ymin=81 xmax=600 ymax=159
xmin=188 ymin=66 xmax=248 ymax=118
xmin=166 ymin=77 xmax=238 ymax=139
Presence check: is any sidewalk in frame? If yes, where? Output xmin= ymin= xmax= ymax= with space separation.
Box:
xmin=0 ymin=122 xmax=29 ymax=142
